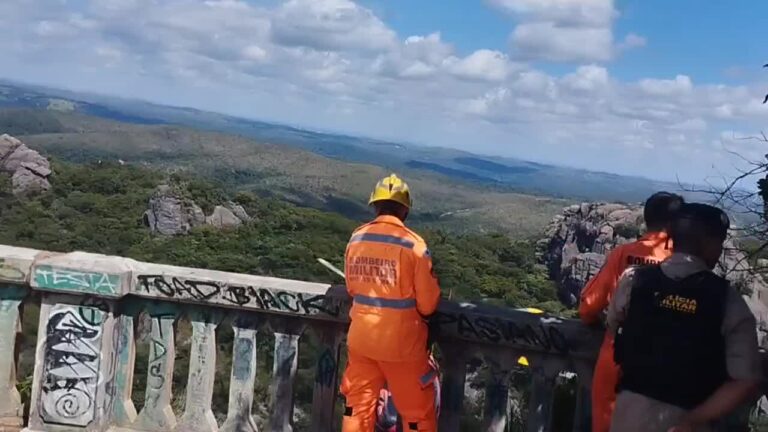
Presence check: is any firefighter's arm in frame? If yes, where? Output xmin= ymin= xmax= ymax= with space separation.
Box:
xmin=414 ymin=245 xmax=441 ymax=317
xmin=579 ymin=247 xmax=624 ymax=325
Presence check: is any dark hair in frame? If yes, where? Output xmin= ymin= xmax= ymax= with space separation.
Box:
xmin=373 ymin=200 xmax=409 ymax=217
xmin=670 ymin=203 xmax=730 ymax=249
xmin=644 ymin=192 xmax=684 ymax=231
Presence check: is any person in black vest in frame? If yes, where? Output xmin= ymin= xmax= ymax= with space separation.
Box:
xmin=607 ymin=203 xmax=761 ymax=432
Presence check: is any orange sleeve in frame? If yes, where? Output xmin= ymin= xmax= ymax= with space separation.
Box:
xmin=414 ymin=245 xmax=441 ymax=317
xmin=578 ymin=246 xmax=625 ymax=325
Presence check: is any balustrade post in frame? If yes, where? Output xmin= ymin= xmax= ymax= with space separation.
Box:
xmin=0 ymin=286 xmax=27 ymax=431
xmin=131 ymin=303 xmax=179 ymax=432
xmin=175 ymin=308 xmax=222 ymax=432
xmin=572 ymin=360 xmax=594 ymax=432
xmin=571 ymin=382 xmax=591 ymax=432
xmin=221 ymin=315 xmax=261 ymax=432
xmin=437 ymin=344 xmax=467 ymax=432
xmin=526 ymin=362 xmax=558 ymax=432
xmin=309 ymin=322 xmax=344 ymax=432
xmin=110 ymin=306 xmax=138 ymax=429
xmin=268 ymin=318 xmax=306 ymax=432
xmin=25 ymin=293 xmax=121 ymax=432
xmin=482 ymin=353 xmax=516 ymax=432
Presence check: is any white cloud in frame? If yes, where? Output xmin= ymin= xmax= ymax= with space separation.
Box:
xmin=0 ymin=0 xmax=765 ymax=181
xmin=490 ymin=0 xmax=615 ymax=26
xmin=372 ymin=32 xmax=455 ymax=80
xmin=638 ymin=75 xmax=693 ymax=96
xmin=448 ymin=50 xmax=516 ymax=82
xmin=270 ymin=0 xmax=397 ymax=53
xmin=494 ymin=0 xmax=626 ymax=62
xmin=562 ymin=65 xmax=609 ymax=92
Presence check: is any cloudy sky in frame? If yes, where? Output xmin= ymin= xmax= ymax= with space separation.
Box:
xmin=1 ymin=0 xmax=767 ymax=182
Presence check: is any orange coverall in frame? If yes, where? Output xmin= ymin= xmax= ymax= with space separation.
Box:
xmin=579 ymin=231 xmax=672 ymax=432
xmin=341 ymin=215 xmax=441 ymax=432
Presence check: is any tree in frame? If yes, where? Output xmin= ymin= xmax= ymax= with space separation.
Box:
xmin=764 ymin=63 xmax=768 ymax=104
xmin=685 ymin=64 xmax=768 ymax=274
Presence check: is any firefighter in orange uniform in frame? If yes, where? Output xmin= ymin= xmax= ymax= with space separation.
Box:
xmin=579 ymin=192 xmax=684 ymax=432
xmin=341 ymin=174 xmax=442 ymax=432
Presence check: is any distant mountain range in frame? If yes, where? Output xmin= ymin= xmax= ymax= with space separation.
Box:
xmin=0 ymin=80 xmax=699 ymax=203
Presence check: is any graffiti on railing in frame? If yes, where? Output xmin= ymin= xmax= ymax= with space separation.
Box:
xmin=431 ymin=311 xmax=570 ymax=354
xmin=35 ymin=265 xmax=119 ymax=295
xmin=315 ymin=348 xmax=337 ymax=388
xmin=148 ymin=316 xmax=173 ymax=392
xmin=149 ymin=338 xmax=168 ymax=390
xmin=0 ymin=258 xmax=25 ymax=282
xmin=136 ymin=275 xmax=341 ymax=317
xmin=40 ymin=304 xmax=104 ymax=426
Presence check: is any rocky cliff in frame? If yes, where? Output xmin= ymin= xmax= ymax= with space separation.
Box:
xmin=539 ymin=202 xmax=768 ymax=348
xmin=143 ymin=185 xmax=250 ymax=235
xmin=0 ymin=134 xmax=51 ymax=196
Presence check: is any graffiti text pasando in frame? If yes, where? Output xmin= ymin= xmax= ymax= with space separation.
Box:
xmin=431 ymin=311 xmax=570 ymax=354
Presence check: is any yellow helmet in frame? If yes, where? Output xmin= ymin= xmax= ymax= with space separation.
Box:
xmin=369 ymin=174 xmax=412 ymax=209
xmin=518 ymin=356 xmax=529 ymax=367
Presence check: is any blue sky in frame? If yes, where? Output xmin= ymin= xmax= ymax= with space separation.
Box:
xmin=0 ymin=0 xmax=766 ymax=182
xmin=364 ymin=0 xmax=767 ymax=83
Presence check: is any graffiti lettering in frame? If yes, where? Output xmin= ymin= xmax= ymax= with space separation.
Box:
xmin=35 ymin=266 xmax=119 ymax=295
xmin=0 ymin=259 xmax=25 ymax=282
xmin=315 ymin=348 xmax=337 ymax=388
xmin=224 ymin=285 xmax=251 ymax=306
xmin=40 ymin=306 xmax=103 ymax=426
xmin=145 ymin=314 xmax=175 ymax=392
xmin=137 ymin=275 xmax=220 ymax=301
xmin=277 ymin=292 xmax=301 ymax=313
xmin=298 ymin=293 xmax=341 ymax=317
xmin=137 ymin=275 xmax=341 ymax=317
xmin=431 ymin=312 xmax=570 ymax=354
xmin=258 ymin=289 xmax=279 ymax=310
xmin=78 ymin=298 xmax=109 ymax=327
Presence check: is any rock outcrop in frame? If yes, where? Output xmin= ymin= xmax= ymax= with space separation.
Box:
xmin=206 ymin=205 xmax=242 ymax=229
xmin=226 ymin=201 xmax=252 ymax=222
xmin=538 ymin=203 xmax=643 ymax=307
xmin=0 ymin=134 xmax=51 ymax=196
xmin=143 ymin=185 xmax=206 ymax=236
xmin=144 ymin=187 xmax=250 ymax=235
xmin=540 ymin=202 xmax=768 ymax=348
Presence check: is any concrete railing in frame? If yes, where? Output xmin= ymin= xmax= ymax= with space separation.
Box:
xmin=0 ymin=244 xmax=608 ymax=432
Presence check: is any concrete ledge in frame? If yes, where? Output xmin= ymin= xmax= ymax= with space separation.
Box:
xmin=0 ymin=244 xmax=603 ymax=357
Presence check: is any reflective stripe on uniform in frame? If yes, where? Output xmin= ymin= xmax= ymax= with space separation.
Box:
xmin=419 ymin=369 xmax=437 ymax=387
xmin=349 ymin=233 xmax=415 ymax=249
xmin=354 ymin=294 xmax=416 ymax=309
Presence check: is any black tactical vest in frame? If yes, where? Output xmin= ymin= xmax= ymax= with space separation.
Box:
xmin=614 ymin=264 xmax=729 ymax=409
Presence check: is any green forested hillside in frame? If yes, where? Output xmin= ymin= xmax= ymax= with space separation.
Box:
xmin=0 ymin=108 xmax=565 ymax=237
xmin=0 ymin=160 xmax=560 ymax=429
